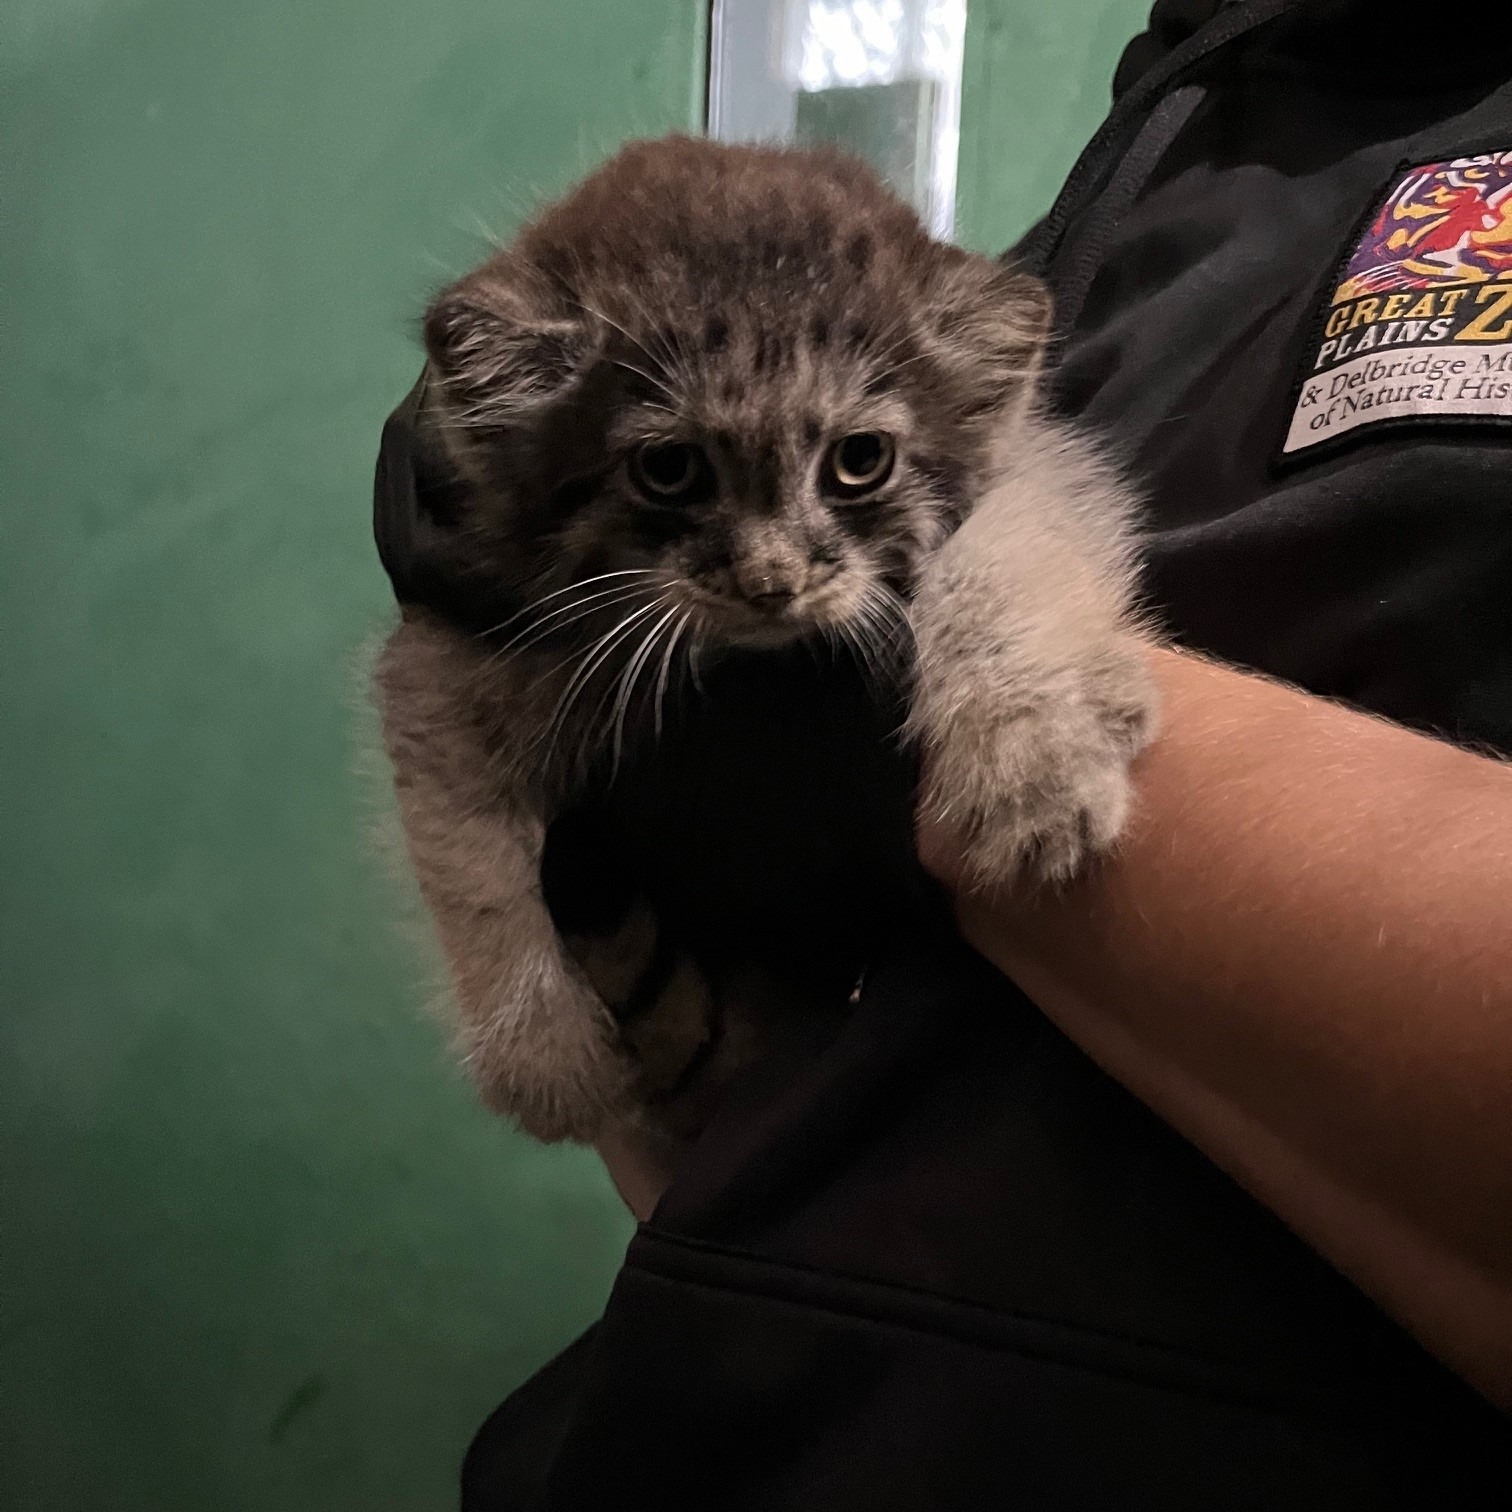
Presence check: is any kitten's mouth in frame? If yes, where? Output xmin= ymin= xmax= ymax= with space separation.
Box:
xmin=677 ymin=585 xmax=844 ymax=650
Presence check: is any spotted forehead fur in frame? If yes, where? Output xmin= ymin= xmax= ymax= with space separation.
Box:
xmin=427 ymin=135 xmax=1048 ymax=449
xmin=516 ymin=135 xmax=939 ymax=385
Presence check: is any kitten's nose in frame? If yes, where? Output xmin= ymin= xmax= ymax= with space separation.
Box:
xmin=744 ymin=579 xmax=795 ymax=608
xmin=734 ymin=562 xmax=798 ymax=608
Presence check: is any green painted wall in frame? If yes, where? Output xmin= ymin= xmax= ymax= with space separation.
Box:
xmin=957 ymin=0 xmax=1150 ymax=254
xmin=0 ymin=3 xmax=701 ymax=1508
xmin=1 ymin=1 xmax=1147 ymax=1507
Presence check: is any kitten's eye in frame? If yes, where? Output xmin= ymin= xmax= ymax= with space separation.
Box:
xmin=630 ymin=441 xmax=708 ymax=503
xmin=824 ymin=432 xmax=895 ymax=497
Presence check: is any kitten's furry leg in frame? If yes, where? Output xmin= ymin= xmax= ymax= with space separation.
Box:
xmin=909 ymin=419 xmax=1159 ymax=887
xmin=376 ymin=614 xmax=629 ymax=1142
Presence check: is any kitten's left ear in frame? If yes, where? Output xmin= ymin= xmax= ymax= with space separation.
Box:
xmin=928 ymin=253 xmax=1053 ymax=418
xmin=422 ymin=276 xmax=594 ymax=432
xmin=370 ymin=275 xmax=596 ymax=631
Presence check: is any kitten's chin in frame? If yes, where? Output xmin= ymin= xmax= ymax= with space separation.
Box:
xmin=702 ymin=596 xmax=856 ymax=652
xmin=680 ymin=591 xmax=825 ymax=651
xmin=713 ymin=616 xmax=812 ymax=651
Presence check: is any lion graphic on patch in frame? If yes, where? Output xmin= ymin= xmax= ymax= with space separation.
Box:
xmin=1335 ymin=152 xmax=1512 ymax=302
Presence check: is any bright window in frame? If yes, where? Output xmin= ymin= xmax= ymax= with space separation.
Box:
xmin=708 ymin=0 xmax=968 ymax=239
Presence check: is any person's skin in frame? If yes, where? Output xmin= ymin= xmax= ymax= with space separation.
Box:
xmin=596 ymin=1117 xmax=674 ymax=1221
xmin=598 ymin=644 xmax=1512 ymax=1409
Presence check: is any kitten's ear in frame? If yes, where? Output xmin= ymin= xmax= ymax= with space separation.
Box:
xmin=977 ymin=263 xmax=1053 ymax=380
xmin=423 ymin=281 xmax=592 ymax=428
xmin=929 ymin=255 xmax=1053 ymax=418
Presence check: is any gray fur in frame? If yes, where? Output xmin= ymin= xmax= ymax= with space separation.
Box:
xmin=374 ymin=137 xmax=1156 ymax=1144
xmin=910 ymin=426 xmax=1158 ymax=886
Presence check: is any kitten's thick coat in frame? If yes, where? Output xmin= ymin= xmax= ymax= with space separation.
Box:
xmin=375 ymin=137 xmax=1155 ymax=1145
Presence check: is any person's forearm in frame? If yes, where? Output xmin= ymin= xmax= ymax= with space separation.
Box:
xmin=926 ymin=645 xmax=1512 ymax=1408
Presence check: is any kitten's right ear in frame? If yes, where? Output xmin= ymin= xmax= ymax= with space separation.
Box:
xmin=423 ymin=283 xmax=592 ymax=429
xmin=925 ymin=252 xmax=1053 ymax=423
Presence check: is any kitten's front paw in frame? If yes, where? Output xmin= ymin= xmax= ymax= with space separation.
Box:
xmin=923 ymin=650 xmax=1157 ymax=888
xmin=462 ymin=954 xmax=632 ymax=1143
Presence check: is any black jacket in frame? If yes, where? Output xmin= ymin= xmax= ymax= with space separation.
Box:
xmin=458 ymin=3 xmax=1512 ymax=1505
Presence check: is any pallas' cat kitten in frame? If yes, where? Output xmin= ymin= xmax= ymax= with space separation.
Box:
xmin=375 ymin=137 xmax=1155 ymax=1147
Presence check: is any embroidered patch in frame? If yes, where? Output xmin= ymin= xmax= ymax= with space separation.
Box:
xmin=1283 ymin=151 xmax=1512 ymax=455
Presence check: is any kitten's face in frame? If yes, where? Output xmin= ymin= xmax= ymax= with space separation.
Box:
xmin=604 ymin=420 xmax=898 ymax=648
xmin=422 ymin=136 xmax=1048 ymax=661
xmin=542 ymin=310 xmax=947 ymax=653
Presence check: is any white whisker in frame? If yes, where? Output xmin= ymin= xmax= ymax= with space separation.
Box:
xmin=611 ymin=358 xmax=678 ymax=405
xmin=857 ymin=581 xmax=915 ymax=672
xmin=653 ymin=610 xmax=692 ymax=740
xmin=556 ymin=285 xmax=686 ymax=398
xmin=473 ymin=569 xmax=659 ymax=640
xmin=540 ymin=597 xmax=667 ymax=767
xmin=488 ymin=582 xmax=655 ymax=662
xmin=608 ymin=604 xmax=681 ymax=773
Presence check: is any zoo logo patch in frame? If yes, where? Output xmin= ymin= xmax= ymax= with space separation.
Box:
xmin=1283 ymin=150 xmax=1512 ymax=456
